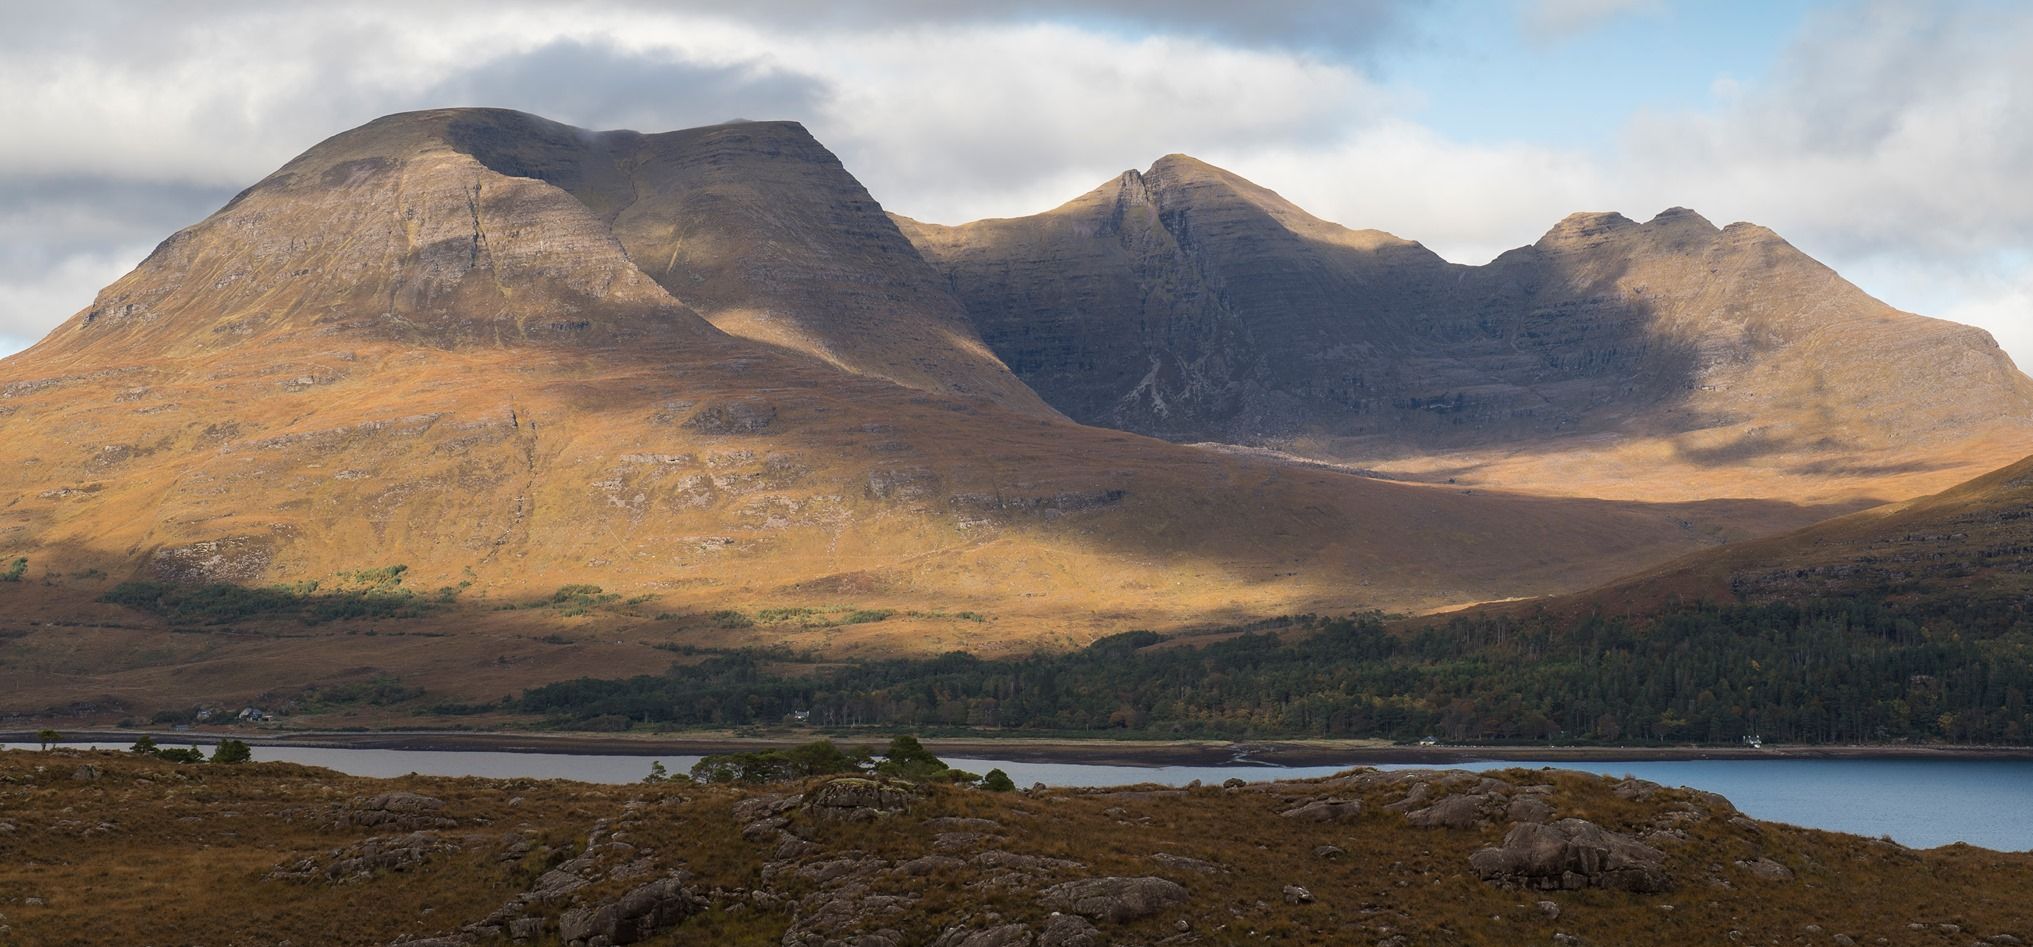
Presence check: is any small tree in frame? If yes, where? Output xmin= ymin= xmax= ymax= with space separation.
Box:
xmin=36 ymin=728 xmax=60 ymax=751
xmin=981 ymin=768 xmax=1016 ymax=792
xmin=130 ymin=735 xmax=160 ymax=755
xmin=210 ymin=739 xmax=252 ymax=764
xmin=643 ymin=760 xmax=669 ymax=783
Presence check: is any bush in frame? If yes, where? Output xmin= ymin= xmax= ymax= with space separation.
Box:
xmin=690 ymin=740 xmax=868 ymax=784
xmin=982 ymin=768 xmax=1016 ymax=792
xmin=210 ymin=739 xmax=252 ymax=764
xmin=130 ymin=735 xmax=159 ymax=754
xmin=0 ymin=557 xmax=26 ymax=582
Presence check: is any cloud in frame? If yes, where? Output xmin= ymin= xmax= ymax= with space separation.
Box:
xmin=1521 ymin=0 xmax=1665 ymax=42
xmin=419 ymin=39 xmax=828 ymax=134
xmin=0 ymin=0 xmax=2027 ymax=374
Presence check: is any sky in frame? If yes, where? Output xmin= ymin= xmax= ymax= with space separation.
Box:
xmin=1 ymin=0 xmax=2028 ymax=370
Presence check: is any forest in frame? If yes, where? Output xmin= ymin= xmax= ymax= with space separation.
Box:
xmin=518 ymin=593 xmax=2033 ymax=744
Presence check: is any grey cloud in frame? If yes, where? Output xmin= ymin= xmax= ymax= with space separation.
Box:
xmin=602 ymin=0 xmax=1418 ymax=54
xmin=416 ymin=39 xmax=829 ymax=133
xmin=0 ymin=178 xmax=238 ymax=345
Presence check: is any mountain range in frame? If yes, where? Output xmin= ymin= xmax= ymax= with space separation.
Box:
xmin=0 ymin=108 xmax=2027 ymax=715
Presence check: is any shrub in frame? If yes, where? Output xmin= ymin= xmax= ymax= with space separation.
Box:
xmin=0 ymin=557 xmax=26 ymax=582
xmin=982 ymin=768 xmax=1016 ymax=792
xmin=690 ymin=740 xmax=868 ymax=784
xmin=210 ymin=739 xmax=252 ymax=764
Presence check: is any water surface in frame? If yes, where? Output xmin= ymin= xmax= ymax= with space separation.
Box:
xmin=16 ymin=743 xmax=2029 ymax=851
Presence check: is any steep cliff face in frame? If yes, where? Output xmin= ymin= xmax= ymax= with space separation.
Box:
xmin=905 ymin=158 xmax=2033 ymax=504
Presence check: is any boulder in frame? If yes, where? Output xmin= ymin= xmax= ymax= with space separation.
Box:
xmin=1282 ymin=885 xmax=1314 ymax=905
xmin=933 ymin=924 xmax=1034 ymax=947
xmin=1037 ymin=914 xmax=1101 ymax=947
xmin=348 ymin=791 xmax=454 ymax=829
xmin=1404 ymin=794 xmax=1487 ymax=829
xmin=1734 ymin=857 xmax=1794 ymax=883
xmin=802 ymin=778 xmax=919 ymax=821
xmin=1506 ymin=796 xmax=1554 ymax=824
xmin=1469 ymin=819 xmax=1672 ymax=893
xmin=1039 ymin=877 xmax=1189 ymax=923
xmin=556 ymin=874 xmax=705 ymax=946
xmin=1279 ymin=799 xmax=1362 ymax=823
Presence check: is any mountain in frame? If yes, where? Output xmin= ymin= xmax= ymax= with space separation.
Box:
xmin=0 ymin=109 xmax=1809 ymax=715
xmin=900 ymin=156 xmax=2033 ymax=506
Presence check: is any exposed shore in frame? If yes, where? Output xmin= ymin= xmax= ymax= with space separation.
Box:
xmin=11 ymin=728 xmax=2033 ymax=767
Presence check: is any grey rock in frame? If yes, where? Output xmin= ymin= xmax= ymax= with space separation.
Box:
xmin=1279 ymin=798 xmax=1362 ymax=823
xmin=933 ymin=924 xmax=1034 ymax=947
xmin=1405 ymin=793 xmax=1488 ymax=829
xmin=1039 ymin=876 xmax=1189 ymax=923
xmin=1507 ymin=796 xmax=1555 ymax=824
xmin=1469 ymin=818 xmax=1672 ymax=893
xmin=1037 ymin=914 xmax=1102 ymax=947
xmin=556 ymin=874 xmax=705 ymax=946
xmin=1734 ymin=857 xmax=1794 ymax=883
xmin=802 ymin=778 xmax=919 ymax=821
xmin=1282 ymin=885 xmax=1314 ymax=905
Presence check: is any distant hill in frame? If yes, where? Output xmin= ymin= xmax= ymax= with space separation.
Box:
xmin=901 ymin=155 xmax=2033 ymax=506
xmin=1587 ymin=450 xmax=2033 ymax=609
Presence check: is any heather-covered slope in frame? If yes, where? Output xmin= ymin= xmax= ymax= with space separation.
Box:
xmin=903 ymin=156 xmax=2033 ymax=505
xmin=1588 ymin=450 xmax=2033 ymax=607
xmin=6 ymin=749 xmax=2031 ymax=946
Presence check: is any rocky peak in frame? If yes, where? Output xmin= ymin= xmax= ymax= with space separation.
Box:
xmin=1535 ymin=211 xmax=1639 ymax=250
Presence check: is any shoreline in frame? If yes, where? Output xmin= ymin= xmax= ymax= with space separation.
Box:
xmin=11 ymin=728 xmax=2033 ymax=767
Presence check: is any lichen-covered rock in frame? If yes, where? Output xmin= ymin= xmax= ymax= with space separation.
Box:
xmin=1735 ymin=857 xmax=1795 ymax=883
xmin=932 ymin=923 xmax=1034 ymax=947
xmin=269 ymin=831 xmax=457 ymax=883
xmin=1506 ymin=796 xmax=1555 ymax=824
xmin=1469 ymin=819 xmax=1672 ymax=893
xmin=346 ymin=792 xmax=454 ymax=829
xmin=556 ymin=874 xmax=704 ymax=946
xmin=1279 ymin=798 xmax=1362 ymax=823
xmin=1404 ymin=793 xmax=1489 ymax=829
xmin=1039 ymin=876 xmax=1189 ymax=923
xmin=801 ymin=778 xmax=920 ymax=821
xmin=1036 ymin=913 xmax=1101 ymax=947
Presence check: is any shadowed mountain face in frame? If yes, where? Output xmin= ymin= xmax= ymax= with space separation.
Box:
xmin=901 ymin=156 xmax=2033 ymax=505
xmin=0 ymin=109 xmax=1849 ymax=711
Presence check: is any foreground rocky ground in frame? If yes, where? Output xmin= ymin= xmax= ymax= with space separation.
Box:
xmin=1 ymin=751 xmax=2029 ymax=946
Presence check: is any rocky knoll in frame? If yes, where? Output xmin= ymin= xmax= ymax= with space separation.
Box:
xmin=903 ymin=156 xmax=2033 ymax=506
xmin=4 ymin=750 xmax=2031 ymax=946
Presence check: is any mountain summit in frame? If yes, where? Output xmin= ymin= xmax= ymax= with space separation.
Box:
xmin=53 ymin=108 xmax=1048 ymax=413
xmin=902 ymin=157 xmax=2033 ymax=505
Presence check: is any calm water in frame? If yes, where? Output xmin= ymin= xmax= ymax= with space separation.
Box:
xmin=15 ymin=743 xmax=2031 ymax=851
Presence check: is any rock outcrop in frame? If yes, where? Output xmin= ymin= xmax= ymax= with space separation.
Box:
xmin=1469 ymin=819 xmax=1673 ymax=893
